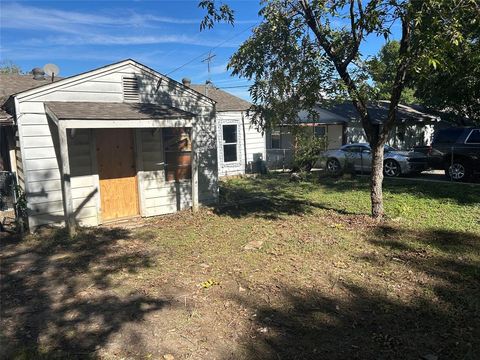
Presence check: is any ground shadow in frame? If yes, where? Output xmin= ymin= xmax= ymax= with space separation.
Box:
xmin=223 ymin=226 xmax=480 ymax=360
xmin=215 ymin=175 xmax=342 ymax=219
xmin=216 ymin=174 xmax=480 ymax=221
xmin=0 ymin=227 xmax=170 ymax=359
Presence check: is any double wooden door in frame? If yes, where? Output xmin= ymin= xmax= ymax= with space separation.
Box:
xmin=96 ymin=129 xmax=139 ymax=221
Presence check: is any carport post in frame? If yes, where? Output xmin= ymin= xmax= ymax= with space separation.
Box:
xmin=191 ymin=117 xmax=199 ymax=212
xmin=58 ymin=122 xmax=76 ymax=237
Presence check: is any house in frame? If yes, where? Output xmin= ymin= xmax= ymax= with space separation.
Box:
xmin=326 ymin=101 xmax=446 ymax=150
xmin=188 ymin=81 xmax=266 ymax=177
xmin=265 ymin=105 xmax=349 ymax=169
xmin=264 ymin=101 xmax=447 ymax=169
xmin=1 ymin=59 xmax=218 ymax=232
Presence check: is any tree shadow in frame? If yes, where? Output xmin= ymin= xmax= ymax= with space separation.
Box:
xmin=0 ymin=227 xmax=170 ymax=359
xmin=223 ymin=226 xmax=480 ymax=360
xmin=214 ymin=175 xmax=358 ymax=219
xmin=316 ymin=175 xmax=480 ymax=206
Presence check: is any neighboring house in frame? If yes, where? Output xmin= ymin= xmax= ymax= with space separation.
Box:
xmin=265 ymin=105 xmax=348 ymax=169
xmin=326 ymin=101 xmax=446 ymax=150
xmin=1 ymin=59 xmax=218 ymax=231
xmin=189 ymin=82 xmax=266 ymax=177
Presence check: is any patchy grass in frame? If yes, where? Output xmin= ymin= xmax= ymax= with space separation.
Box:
xmin=1 ymin=174 xmax=479 ymax=359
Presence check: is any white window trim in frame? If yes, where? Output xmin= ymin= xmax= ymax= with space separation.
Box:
xmin=222 ymin=124 xmax=240 ymax=164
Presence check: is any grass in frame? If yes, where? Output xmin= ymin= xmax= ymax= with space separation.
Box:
xmin=1 ymin=174 xmax=479 ymax=359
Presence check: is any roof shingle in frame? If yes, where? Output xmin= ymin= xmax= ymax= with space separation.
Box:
xmin=190 ymin=85 xmax=251 ymax=112
xmin=45 ymin=102 xmax=195 ymax=120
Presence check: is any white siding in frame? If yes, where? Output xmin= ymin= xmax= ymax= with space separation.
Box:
xmin=244 ymin=113 xmax=266 ymax=165
xmin=217 ymin=111 xmax=266 ymax=178
xmin=16 ymin=61 xmax=217 ymax=230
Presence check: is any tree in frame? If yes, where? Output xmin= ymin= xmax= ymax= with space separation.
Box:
xmin=414 ymin=7 xmax=480 ymax=125
xmin=367 ymin=41 xmax=417 ymax=104
xmin=202 ymin=0 xmax=476 ymax=218
xmin=0 ymin=60 xmax=23 ymax=75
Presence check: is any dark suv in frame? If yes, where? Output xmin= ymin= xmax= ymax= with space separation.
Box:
xmin=428 ymin=127 xmax=480 ymax=181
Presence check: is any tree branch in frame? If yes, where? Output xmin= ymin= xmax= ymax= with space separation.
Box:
xmin=381 ymin=13 xmax=413 ymax=142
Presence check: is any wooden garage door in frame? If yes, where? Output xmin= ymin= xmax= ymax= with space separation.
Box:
xmin=96 ymin=129 xmax=139 ymax=221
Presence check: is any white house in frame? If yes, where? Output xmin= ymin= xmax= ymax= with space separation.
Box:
xmin=1 ymin=59 xmax=218 ymax=232
xmin=326 ymin=101 xmax=446 ymax=149
xmin=189 ymin=82 xmax=266 ymax=177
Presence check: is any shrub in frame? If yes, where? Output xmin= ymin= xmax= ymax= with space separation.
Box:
xmin=292 ymin=134 xmax=327 ymax=172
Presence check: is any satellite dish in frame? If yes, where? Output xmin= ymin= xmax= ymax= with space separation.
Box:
xmin=43 ymin=63 xmax=60 ymax=81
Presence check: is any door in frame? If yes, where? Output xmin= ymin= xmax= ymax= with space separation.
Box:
xmin=356 ymin=146 xmax=372 ymax=172
xmin=96 ymin=128 xmax=139 ymax=221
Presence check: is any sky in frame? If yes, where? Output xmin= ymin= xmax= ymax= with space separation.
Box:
xmin=0 ymin=0 xmax=396 ymax=100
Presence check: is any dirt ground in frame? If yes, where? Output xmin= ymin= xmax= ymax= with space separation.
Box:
xmin=1 ymin=176 xmax=479 ymax=360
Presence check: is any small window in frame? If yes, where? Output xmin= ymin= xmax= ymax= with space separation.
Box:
xmin=163 ymin=128 xmax=192 ymax=181
xmin=314 ymin=126 xmax=326 ymax=137
xmin=466 ymin=129 xmax=480 ymax=144
xmin=222 ymin=125 xmax=237 ymax=162
xmin=271 ymin=130 xmax=281 ymax=149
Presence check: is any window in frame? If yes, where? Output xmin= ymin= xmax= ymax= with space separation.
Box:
xmin=466 ymin=129 xmax=480 ymax=144
xmin=314 ymin=126 xmax=326 ymax=137
xmin=343 ymin=145 xmax=363 ymax=153
xmin=433 ymin=128 xmax=464 ymax=144
xmin=222 ymin=125 xmax=238 ymax=162
xmin=271 ymin=129 xmax=281 ymax=149
xmin=163 ymin=128 xmax=191 ymax=181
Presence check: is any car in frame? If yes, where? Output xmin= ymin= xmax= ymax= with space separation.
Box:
xmin=427 ymin=127 xmax=480 ymax=181
xmin=320 ymin=143 xmax=428 ymax=177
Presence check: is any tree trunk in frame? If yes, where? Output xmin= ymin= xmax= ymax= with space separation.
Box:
xmin=370 ymin=140 xmax=385 ymax=218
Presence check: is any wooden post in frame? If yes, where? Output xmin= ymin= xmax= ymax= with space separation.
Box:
xmin=58 ymin=123 xmax=76 ymax=236
xmin=191 ymin=119 xmax=199 ymax=212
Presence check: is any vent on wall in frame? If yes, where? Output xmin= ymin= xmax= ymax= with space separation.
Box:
xmin=123 ymin=76 xmax=140 ymax=102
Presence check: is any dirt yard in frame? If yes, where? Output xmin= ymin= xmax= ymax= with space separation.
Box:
xmin=1 ymin=175 xmax=479 ymax=359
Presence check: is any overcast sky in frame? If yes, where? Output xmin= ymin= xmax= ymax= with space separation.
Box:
xmin=0 ymin=1 xmax=396 ymax=100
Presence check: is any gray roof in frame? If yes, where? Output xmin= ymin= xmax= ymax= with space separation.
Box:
xmin=297 ymin=106 xmax=348 ymax=125
xmin=326 ymin=100 xmax=439 ymax=124
xmin=45 ymin=102 xmax=195 ymax=120
xmin=190 ymin=84 xmax=251 ymax=112
xmin=0 ymin=74 xmax=62 ymax=124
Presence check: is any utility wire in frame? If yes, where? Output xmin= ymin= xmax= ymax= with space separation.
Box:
xmin=218 ymin=85 xmax=251 ymax=89
xmin=165 ymin=23 xmax=258 ymax=77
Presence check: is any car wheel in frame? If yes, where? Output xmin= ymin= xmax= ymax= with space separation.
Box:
xmin=383 ymin=159 xmax=401 ymax=177
xmin=326 ymin=158 xmax=341 ymax=176
xmin=446 ymin=160 xmax=471 ymax=181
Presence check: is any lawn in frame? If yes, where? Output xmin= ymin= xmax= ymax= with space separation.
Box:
xmin=1 ymin=174 xmax=479 ymax=359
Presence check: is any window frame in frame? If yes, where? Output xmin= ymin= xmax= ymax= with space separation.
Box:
xmin=270 ymin=129 xmax=281 ymax=149
xmin=163 ymin=127 xmax=192 ymax=182
xmin=222 ymin=124 xmax=239 ymax=163
xmin=314 ymin=126 xmax=326 ymax=138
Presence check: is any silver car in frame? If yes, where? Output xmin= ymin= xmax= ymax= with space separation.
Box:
xmin=320 ymin=143 xmax=428 ymax=177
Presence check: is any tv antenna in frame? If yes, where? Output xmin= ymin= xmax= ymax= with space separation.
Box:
xmin=43 ymin=63 xmax=60 ymax=82
xmin=202 ymin=51 xmax=216 ymax=81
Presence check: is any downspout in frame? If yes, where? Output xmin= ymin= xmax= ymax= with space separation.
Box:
xmin=241 ymin=111 xmax=248 ymax=173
